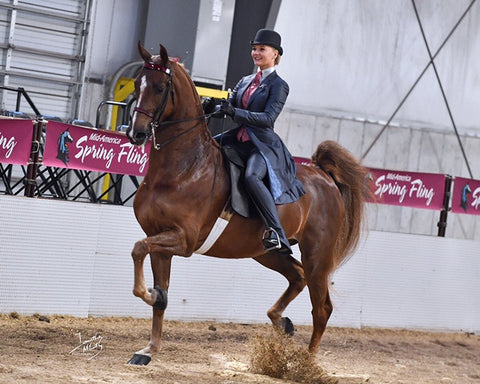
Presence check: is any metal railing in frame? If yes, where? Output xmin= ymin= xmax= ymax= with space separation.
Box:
xmin=0 ymin=86 xmax=141 ymax=205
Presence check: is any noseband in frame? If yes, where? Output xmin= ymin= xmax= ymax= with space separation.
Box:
xmin=133 ymin=61 xmax=214 ymax=150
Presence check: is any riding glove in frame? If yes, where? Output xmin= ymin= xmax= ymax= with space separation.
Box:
xmin=201 ymin=97 xmax=216 ymax=114
xmin=220 ymin=99 xmax=235 ymax=118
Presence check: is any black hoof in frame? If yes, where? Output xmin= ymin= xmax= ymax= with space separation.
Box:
xmin=152 ymin=285 xmax=168 ymax=310
xmin=127 ymin=353 xmax=151 ymax=365
xmin=282 ymin=316 xmax=295 ymax=336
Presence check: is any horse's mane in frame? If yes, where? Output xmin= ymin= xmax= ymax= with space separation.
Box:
xmin=149 ymin=56 xmax=217 ymax=146
xmin=147 ymin=53 xmax=201 ymax=107
xmin=167 ymin=58 xmax=203 ymax=111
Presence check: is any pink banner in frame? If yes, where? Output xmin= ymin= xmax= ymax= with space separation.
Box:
xmin=451 ymin=177 xmax=480 ymax=216
xmin=368 ymin=168 xmax=446 ymax=210
xmin=0 ymin=119 xmax=34 ymax=165
xmin=294 ymin=156 xmax=311 ymax=166
xmin=43 ymin=121 xmax=150 ymax=176
xmin=294 ymin=157 xmax=447 ymax=211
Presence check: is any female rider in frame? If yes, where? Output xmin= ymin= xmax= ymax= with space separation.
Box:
xmin=209 ymin=29 xmax=305 ymax=255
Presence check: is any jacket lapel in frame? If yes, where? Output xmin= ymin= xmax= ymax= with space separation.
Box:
xmin=246 ymin=71 xmax=278 ymax=108
xmin=236 ymin=73 xmax=256 ymax=107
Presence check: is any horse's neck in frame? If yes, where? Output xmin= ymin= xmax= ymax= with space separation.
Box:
xmin=149 ymin=116 xmax=220 ymax=176
xmin=146 ymin=133 xmax=220 ymax=190
xmin=147 ymin=73 xmax=220 ymax=176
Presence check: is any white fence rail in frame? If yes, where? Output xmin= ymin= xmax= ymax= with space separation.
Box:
xmin=1 ymin=195 xmax=478 ymax=333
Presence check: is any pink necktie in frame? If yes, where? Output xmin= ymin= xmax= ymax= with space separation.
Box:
xmin=237 ymin=71 xmax=262 ymax=142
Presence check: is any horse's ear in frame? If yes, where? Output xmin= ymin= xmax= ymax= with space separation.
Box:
xmin=159 ymin=44 xmax=169 ymax=66
xmin=138 ymin=40 xmax=152 ymax=62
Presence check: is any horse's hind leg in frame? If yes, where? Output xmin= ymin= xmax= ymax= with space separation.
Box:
xmin=302 ymin=251 xmax=334 ymax=353
xmin=308 ymin=282 xmax=333 ymax=353
xmin=254 ymin=253 xmax=306 ymax=334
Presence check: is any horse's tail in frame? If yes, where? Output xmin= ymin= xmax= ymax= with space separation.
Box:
xmin=311 ymin=140 xmax=372 ymax=268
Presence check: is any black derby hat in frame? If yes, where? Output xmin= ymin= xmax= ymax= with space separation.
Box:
xmin=250 ymin=29 xmax=283 ymax=55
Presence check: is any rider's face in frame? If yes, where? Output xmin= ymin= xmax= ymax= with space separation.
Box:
xmin=251 ymin=45 xmax=278 ymax=70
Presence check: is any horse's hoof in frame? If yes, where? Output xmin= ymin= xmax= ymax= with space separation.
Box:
xmin=152 ymin=285 xmax=168 ymax=310
xmin=282 ymin=316 xmax=295 ymax=336
xmin=127 ymin=353 xmax=151 ymax=365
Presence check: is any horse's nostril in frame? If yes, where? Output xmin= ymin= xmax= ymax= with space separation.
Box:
xmin=134 ymin=132 xmax=147 ymax=143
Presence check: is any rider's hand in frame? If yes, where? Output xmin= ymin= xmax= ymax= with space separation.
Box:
xmin=201 ymin=97 xmax=216 ymax=114
xmin=220 ymin=99 xmax=235 ymax=118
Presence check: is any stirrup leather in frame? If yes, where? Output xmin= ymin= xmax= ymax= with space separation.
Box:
xmin=262 ymin=227 xmax=282 ymax=251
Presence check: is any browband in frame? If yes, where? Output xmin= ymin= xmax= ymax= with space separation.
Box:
xmin=144 ymin=61 xmax=171 ymax=74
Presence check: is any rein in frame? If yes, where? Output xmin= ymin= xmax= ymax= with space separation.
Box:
xmin=133 ymin=61 xmax=217 ymax=150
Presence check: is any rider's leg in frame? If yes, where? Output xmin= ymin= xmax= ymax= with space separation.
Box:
xmin=244 ymin=150 xmax=292 ymax=254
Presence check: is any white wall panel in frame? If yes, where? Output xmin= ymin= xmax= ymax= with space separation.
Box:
xmin=0 ymin=196 xmax=99 ymax=316
xmin=358 ymin=231 xmax=480 ymax=331
xmin=275 ymin=0 xmax=480 ymax=135
xmin=0 ymin=196 xmax=479 ymax=334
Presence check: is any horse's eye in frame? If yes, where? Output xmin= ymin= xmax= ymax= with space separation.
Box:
xmin=154 ymin=85 xmax=164 ymax=94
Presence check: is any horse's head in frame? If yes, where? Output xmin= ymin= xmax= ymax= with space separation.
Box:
xmin=127 ymin=41 xmax=174 ymax=146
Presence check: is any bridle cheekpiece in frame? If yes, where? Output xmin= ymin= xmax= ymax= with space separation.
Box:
xmin=132 ymin=60 xmax=216 ymax=150
xmin=133 ymin=61 xmax=174 ymax=149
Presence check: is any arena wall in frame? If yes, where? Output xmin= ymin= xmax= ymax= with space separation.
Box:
xmin=274 ymin=1 xmax=480 ymax=240
xmin=1 ymin=195 xmax=478 ymax=333
xmin=275 ymin=110 xmax=480 ymax=241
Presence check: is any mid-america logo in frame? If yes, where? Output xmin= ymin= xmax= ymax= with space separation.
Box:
xmin=56 ymin=129 xmax=74 ymax=166
xmin=459 ymin=183 xmax=480 ymax=212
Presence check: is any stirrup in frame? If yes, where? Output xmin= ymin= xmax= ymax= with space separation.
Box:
xmin=262 ymin=227 xmax=282 ymax=252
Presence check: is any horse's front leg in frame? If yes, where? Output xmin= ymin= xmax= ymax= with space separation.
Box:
xmin=130 ymin=229 xmax=187 ymax=306
xmin=128 ymin=252 xmax=172 ymax=365
xmin=128 ymin=230 xmax=186 ymax=365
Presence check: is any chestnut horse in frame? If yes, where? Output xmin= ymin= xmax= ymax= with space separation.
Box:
xmin=125 ymin=42 xmax=371 ymax=365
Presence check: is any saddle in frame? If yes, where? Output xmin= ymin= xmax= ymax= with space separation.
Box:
xmin=221 ymin=146 xmax=256 ymax=219
xmin=219 ymin=146 xmax=298 ymax=249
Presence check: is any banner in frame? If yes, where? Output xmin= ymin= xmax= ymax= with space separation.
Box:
xmin=368 ymin=168 xmax=446 ymax=210
xmin=451 ymin=177 xmax=480 ymax=216
xmin=43 ymin=121 xmax=150 ymax=176
xmin=294 ymin=156 xmax=311 ymax=166
xmin=0 ymin=118 xmax=34 ymax=165
xmin=294 ymin=157 xmax=446 ymax=210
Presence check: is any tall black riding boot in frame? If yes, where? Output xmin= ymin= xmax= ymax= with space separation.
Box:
xmin=244 ymin=172 xmax=292 ymax=254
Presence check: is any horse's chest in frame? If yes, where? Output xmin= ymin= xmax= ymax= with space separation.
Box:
xmin=134 ymin=187 xmax=185 ymax=223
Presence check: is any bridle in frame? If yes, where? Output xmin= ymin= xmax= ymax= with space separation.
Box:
xmin=133 ymin=61 xmax=215 ymax=150
xmin=133 ymin=60 xmax=224 ymax=233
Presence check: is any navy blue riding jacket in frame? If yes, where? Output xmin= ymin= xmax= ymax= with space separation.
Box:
xmin=220 ymin=71 xmax=305 ymax=205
